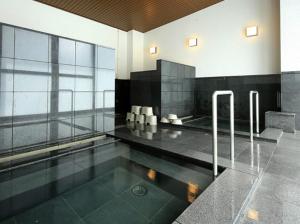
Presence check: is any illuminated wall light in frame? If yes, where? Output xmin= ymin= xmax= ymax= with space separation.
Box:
xmin=149 ymin=46 xmax=157 ymax=54
xmin=188 ymin=38 xmax=198 ymax=47
xmin=246 ymin=26 xmax=258 ymax=37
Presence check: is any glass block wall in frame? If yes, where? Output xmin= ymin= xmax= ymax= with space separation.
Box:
xmin=0 ymin=23 xmax=115 ymax=154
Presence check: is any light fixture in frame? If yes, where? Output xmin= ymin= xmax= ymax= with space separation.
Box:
xmin=246 ymin=26 xmax=258 ymax=37
xmin=149 ymin=46 xmax=157 ymax=54
xmin=188 ymin=38 xmax=198 ymax=47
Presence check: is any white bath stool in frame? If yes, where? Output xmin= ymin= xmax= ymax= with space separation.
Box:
xmin=126 ymin=112 xmax=135 ymax=122
xmin=135 ymin=114 xmax=145 ymax=124
xmin=131 ymin=105 xmax=141 ymax=115
xmin=145 ymin=115 xmax=157 ymax=126
xmin=141 ymin=107 xmax=154 ymax=116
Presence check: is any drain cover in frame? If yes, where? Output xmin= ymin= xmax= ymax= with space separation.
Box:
xmin=131 ymin=185 xmax=147 ymax=196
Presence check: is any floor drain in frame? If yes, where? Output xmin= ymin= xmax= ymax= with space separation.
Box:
xmin=131 ymin=185 xmax=147 ymax=196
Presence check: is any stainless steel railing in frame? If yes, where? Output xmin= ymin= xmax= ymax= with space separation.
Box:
xmin=249 ymin=91 xmax=259 ymax=142
xmin=212 ymin=90 xmax=235 ymax=176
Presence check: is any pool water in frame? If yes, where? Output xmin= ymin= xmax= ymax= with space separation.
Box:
xmin=0 ymin=142 xmax=213 ymax=224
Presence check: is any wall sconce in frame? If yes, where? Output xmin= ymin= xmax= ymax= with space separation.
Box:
xmin=149 ymin=46 xmax=157 ymax=54
xmin=188 ymin=38 xmax=198 ymax=47
xmin=246 ymin=26 xmax=258 ymax=37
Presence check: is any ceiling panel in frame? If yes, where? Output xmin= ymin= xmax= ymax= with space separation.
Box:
xmin=36 ymin=0 xmax=223 ymax=32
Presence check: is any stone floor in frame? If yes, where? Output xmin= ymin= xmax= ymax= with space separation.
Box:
xmin=239 ymin=131 xmax=300 ymax=224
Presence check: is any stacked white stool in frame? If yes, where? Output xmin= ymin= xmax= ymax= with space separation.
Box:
xmin=126 ymin=112 xmax=135 ymax=122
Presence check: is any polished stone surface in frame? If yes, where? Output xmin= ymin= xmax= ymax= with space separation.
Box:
xmin=259 ymin=128 xmax=283 ymax=143
xmin=176 ymin=169 xmax=258 ymax=224
xmin=108 ymin=124 xmax=277 ymax=176
xmin=239 ymin=131 xmax=300 ymax=223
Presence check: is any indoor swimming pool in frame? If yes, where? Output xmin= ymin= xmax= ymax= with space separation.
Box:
xmin=0 ymin=141 xmax=214 ymax=224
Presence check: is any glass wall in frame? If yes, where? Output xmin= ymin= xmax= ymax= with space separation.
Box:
xmin=0 ymin=23 xmax=115 ymax=154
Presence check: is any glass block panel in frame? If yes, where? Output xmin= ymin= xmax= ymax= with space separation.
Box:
xmin=0 ymin=57 xmax=14 ymax=70
xmin=13 ymin=122 xmax=48 ymax=149
xmin=1 ymin=25 xmax=15 ymax=58
xmin=76 ymin=41 xmax=94 ymax=67
xmin=74 ymin=115 xmax=94 ymax=136
xmin=59 ymin=64 xmax=75 ymax=75
xmin=95 ymin=91 xmax=104 ymax=109
xmin=97 ymin=46 xmax=115 ymax=69
xmin=74 ymin=91 xmax=93 ymax=111
xmin=0 ymin=91 xmax=13 ymax=117
xmin=58 ymin=91 xmax=73 ymax=112
xmin=14 ymin=73 xmax=50 ymax=91
xmin=0 ymin=72 xmax=13 ymax=91
xmin=15 ymin=28 xmax=49 ymax=62
xmin=13 ymin=91 xmax=48 ymax=116
xmin=96 ymin=69 xmax=115 ymax=91
xmin=76 ymin=66 xmax=94 ymax=76
xmin=104 ymin=91 xmax=115 ymax=109
xmin=104 ymin=114 xmax=115 ymax=132
xmin=75 ymin=78 xmax=93 ymax=91
xmin=59 ymin=38 xmax=75 ymax=65
xmin=59 ymin=76 xmax=75 ymax=91
xmin=14 ymin=59 xmax=49 ymax=73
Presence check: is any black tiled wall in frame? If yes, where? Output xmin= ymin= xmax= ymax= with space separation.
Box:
xmin=115 ymin=79 xmax=131 ymax=115
xmin=281 ymin=72 xmax=300 ymax=130
xmin=130 ymin=70 xmax=161 ymax=116
xmin=195 ymin=75 xmax=281 ymax=126
xmin=159 ymin=60 xmax=196 ymax=117
xmin=130 ymin=60 xmax=196 ymax=118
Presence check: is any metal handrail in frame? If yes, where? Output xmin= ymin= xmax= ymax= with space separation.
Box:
xmin=212 ymin=90 xmax=235 ymax=176
xmin=249 ymin=91 xmax=259 ymax=142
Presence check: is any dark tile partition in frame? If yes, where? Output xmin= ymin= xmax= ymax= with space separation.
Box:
xmin=281 ymin=72 xmax=300 ymax=130
xmin=195 ymin=75 xmax=281 ymax=127
xmin=130 ymin=60 xmax=196 ymax=118
xmin=115 ymin=79 xmax=131 ymax=115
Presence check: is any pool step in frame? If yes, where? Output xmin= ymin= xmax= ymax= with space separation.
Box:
xmin=265 ymin=111 xmax=296 ymax=133
xmin=260 ymin=128 xmax=283 ymax=144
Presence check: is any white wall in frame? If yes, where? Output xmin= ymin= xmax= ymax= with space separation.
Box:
xmin=280 ymin=0 xmax=300 ymax=72
xmin=144 ymin=0 xmax=281 ymax=77
xmin=0 ymin=0 xmax=130 ymax=79
xmin=127 ymin=30 xmax=145 ymax=75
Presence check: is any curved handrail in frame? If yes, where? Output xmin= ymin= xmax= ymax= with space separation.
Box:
xmin=212 ymin=90 xmax=235 ymax=176
xmin=249 ymin=91 xmax=259 ymax=142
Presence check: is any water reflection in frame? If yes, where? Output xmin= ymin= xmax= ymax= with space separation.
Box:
xmin=126 ymin=122 xmax=185 ymax=141
xmin=147 ymin=169 xmax=157 ymax=181
xmin=187 ymin=182 xmax=200 ymax=203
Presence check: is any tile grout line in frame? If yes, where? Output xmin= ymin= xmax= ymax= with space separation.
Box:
xmin=150 ymin=194 xmax=175 ymax=222
xmin=61 ymin=196 xmax=87 ymax=224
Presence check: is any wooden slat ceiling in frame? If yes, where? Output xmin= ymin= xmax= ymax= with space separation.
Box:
xmin=36 ymin=0 xmax=223 ymax=32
